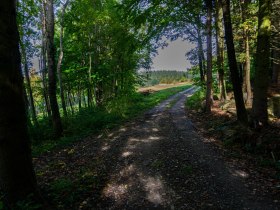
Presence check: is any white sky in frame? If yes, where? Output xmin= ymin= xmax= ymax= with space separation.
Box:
xmin=152 ymin=38 xmax=195 ymax=71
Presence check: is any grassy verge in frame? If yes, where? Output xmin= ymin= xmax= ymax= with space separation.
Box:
xmin=32 ymin=84 xmax=192 ymax=156
xmin=185 ymin=88 xmax=205 ymax=110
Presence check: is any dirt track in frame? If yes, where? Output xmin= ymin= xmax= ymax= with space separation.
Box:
xmin=36 ymin=87 xmax=279 ymax=209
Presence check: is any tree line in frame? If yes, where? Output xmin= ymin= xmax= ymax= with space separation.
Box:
xmin=141 ymin=70 xmax=188 ymax=86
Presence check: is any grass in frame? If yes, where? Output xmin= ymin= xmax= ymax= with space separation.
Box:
xmin=185 ymin=88 xmax=205 ymax=110
xmin=31 ymin=84 xmax=192 ymax=156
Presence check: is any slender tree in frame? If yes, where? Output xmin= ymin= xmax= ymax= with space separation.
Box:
xmin=205 ymin=0 xmax=213 ymax=112
xmin=57 ymin=0 xmax=70 ymax=117
xmin=240 ymin=0 xmax=252 ymax=106
xmin=21 ymin=43 xmax=39 ymax=127
xmin=220 ymin=0 xmax=248 ymax=124
xmin=252 ymin=0 xmax=271 ymax=126
xmin=45 ymin=0 xmax=63 ymax=137
xmin=0 ymin=0 xmax=40 ymax=205
xmin=215 ymin=0 xmax=227 ymax=101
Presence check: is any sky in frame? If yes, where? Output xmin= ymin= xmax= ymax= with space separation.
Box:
xmin=151 ymin=38 xmax=195 ymax=71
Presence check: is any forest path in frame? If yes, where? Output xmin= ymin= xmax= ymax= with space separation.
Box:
xmin=36 ymin=87 xmax=279 ymax=209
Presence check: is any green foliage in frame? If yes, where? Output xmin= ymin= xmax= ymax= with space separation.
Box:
xmin=140 ymin=70 xmax=189 ymax=86
xmin=185 ymin=89 xmax=205 ymax=110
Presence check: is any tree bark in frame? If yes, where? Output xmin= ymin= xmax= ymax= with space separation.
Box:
xmin=196 ymin=16 xmax=206 ymax=82
xmin=215 ymin=0 xmax=227 ymax=101
xmin=0 ymin=0 xmax=40 ymax=205
xmin=240 ymin=0 xmax=252 ymax=106
xmin=220 ymin=0 xmax=248 ymax=124
xmin=57 ymin=0 xmax=70 ymax=117
xmin=41 ymin=1 xmax=52 ymax=120
xmin=45 ymin=0 xmax=63 ymax=137
xmin=205 ymin=0 xmax=213 ymax=113
xmin=252 ymin=0 xmax=271 ymax=126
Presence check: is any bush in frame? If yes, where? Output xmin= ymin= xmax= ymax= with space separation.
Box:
xmin=185 ymin=89 xmax=205 ymax=110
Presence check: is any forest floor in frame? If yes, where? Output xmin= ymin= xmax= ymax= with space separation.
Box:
xmin=35 ymin=87 xmax=279 ymax=209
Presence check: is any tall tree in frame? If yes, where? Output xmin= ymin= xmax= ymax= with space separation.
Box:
xmin=215 ymin=0 xmax=227 ymax=101
xmin=252 ymin=0 xmax=271 ymax=126
xmin=40 ymin=3 xmax=52 ymax=119
xmin=271 ymin=0 xmax=280 ymax=87
xmin=220 ymin=0 xmax=248 ymax=124
xmin=45 ymin=0 xmax=63 ymax=137
xmin=0 ymin=0 xmax=40 ymax=205
xmin=57 ymin=0 xmax=70 ymax=117
xmin=240 ymin=0 xmax=252 ymax=106
xmin=205 ymin=0 xmax=213 ymax=112
xmin=21 ymin=43 xmax=39 ymax=127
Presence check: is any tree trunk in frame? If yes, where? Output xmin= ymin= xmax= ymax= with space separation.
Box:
xmin=0 ymin=0 xmax=40 ymax=205
xmin=21 ymin=44 xmax=39 ymax=127
xmin=196 ymin=16 xmax=206 ymax=82
xmin=272 ymin=49 xmax=280 ymax=87
xmin=252 ymin=0 xmax=271 ymax=126
xmin=88 ymin=51 xmax=93 ymax=107
xmin=221 ymin=0 xmax=248 ymax=124
xmin=45 ymin=0 xmax=63 ymax=137
xmin=205 ymin=0 xmax=213 ymax=113
xmin=57 ymin=0 xmax=70 ymax=117
xmin=215 ymin=0 xmax=227 ymax=101
xmin=240 ymin=0 xmax=252 ymax=106
xmin=41 ymin=1 xmax=52 ymax=120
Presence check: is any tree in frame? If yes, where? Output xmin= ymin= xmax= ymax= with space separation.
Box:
xmin=57 ymin=0 xmax=70 ymax=117
xmin=45 ymin=0 xmax=63 ymax=137
xmin=215 ymin=0 xmax=227 ymax=101
xmin=205 ymin=0 xmax=213 ymax=112
xmin=252 ymin=0 xmax=271 ymax=126
xmin=240 ymin=0 xmax=252 ymax=106
xmin=220 ymin=0 xmax=248 ymax=124
xmin=0 ymin=0 xmax=40 ymax=205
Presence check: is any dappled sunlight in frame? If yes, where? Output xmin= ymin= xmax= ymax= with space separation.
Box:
xmin=152 ymin=128 xmax=159 ymax=132
xmin=103 ymin=164 xmax=136 ymax=202
xmin=103 ymin=183 xmax=129 ymax=202
xmin=140 ymin=176 xmax=165 ymax=205
xmin=202 ymin=137 xmax=217 ymax=143
xmin=122 ymin=151 xmax=133 ymax=157
xmin=119 ymin=127 xmax=127 ymax=132
xmin=230 ymin=169 xmax=249 ymax=178
xmin=101 ymin=144 xmax=110 ymax=151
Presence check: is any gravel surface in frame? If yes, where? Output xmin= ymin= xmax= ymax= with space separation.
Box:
xmin=36 ymin=87 xmax=279 ymax=209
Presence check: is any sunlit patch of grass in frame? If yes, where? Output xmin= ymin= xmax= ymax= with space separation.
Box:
xmin=185 ymin=89 xmax=205 ymax=110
